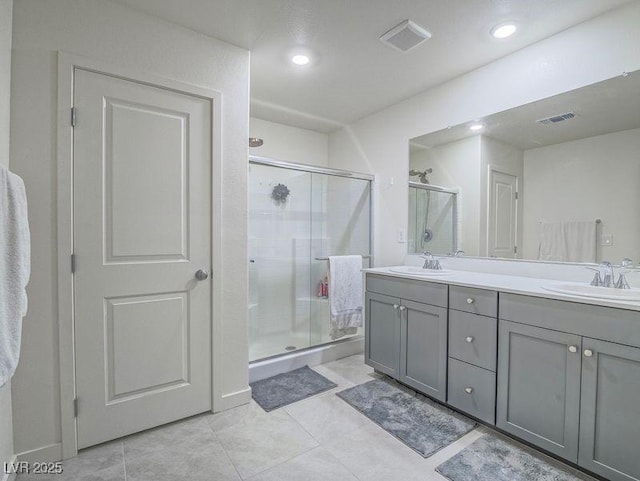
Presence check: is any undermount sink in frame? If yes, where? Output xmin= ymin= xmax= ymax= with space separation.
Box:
xmin=389 ymin=266 xmax=454 ymax=276
xmin=543 ymin=282 xmax=640 ymax=301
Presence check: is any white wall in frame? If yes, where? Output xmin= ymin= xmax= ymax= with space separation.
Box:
xmin=10 ymin=0 xmax=249 ymax=461
xmin=411 ymin=136 xmax=482 ymax=255
xmin=0 ymin=0 xmax=15 ymax=476
xmin=250 ymin=117 xmax=329 ymax=166
xmin=329 ymin=2 xmax=640 ymax=266
xmin=523 ymin=128 xmax=640 ymax=261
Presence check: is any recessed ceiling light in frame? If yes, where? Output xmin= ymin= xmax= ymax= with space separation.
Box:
xmin=291 ymin=54 xmax=310 ymax=66
xmin=469 ymin=123 xmax=484 ymax=131
xmin=491 ymin=23 xmax=517 ymax=39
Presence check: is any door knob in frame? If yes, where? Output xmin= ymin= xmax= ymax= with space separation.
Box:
xmin=584 ymin=349 xmax=593 ymax=357
xmin=195 ymin=269 xmax=209 ymax=281
xmin=568 ymin=345 xmax=577 ymax=353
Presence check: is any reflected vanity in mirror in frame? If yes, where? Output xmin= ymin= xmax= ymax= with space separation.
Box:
xmin=408 ymin=69 xmax=640 ymax=265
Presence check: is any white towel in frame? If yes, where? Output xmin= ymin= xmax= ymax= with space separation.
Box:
xmin=328 ymin=255 xmax=363 ymax=340
xmin=538 ymin=222 xmax=566 ymax=261
xmin=538 ymin=221 xmax=596 ymax=263
xmin=0 ymin=166 xmax=31 ymax=388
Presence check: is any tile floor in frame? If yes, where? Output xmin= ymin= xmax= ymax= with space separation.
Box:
xmin=16 ymin=354 xmax=594 ymax=481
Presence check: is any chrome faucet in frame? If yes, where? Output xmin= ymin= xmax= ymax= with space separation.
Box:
xmin=453 ymin=250 xmax=465 ymax=257
xmin=421 ymin=251 xmax=443 ymax=270
xmin=590 ymin=261 xmax=631 ymax=289
xmin=600 ymin=261 xmax=614 ymax=288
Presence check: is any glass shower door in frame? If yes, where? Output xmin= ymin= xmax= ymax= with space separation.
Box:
xmin=248 ymin=159 xmax=372 ymax=362
xmin=248 ymin=163 xmax=313 ymax=361
xmin=310 ymin=174 xmax=371 ymax=345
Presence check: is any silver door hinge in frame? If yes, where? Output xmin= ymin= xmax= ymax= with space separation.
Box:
xmin=71 ymin=107 xmax=77 ymax=127
xmin=515 ymin=192 xmax=519 ymax=200
xmin=73 ymin=398 xmax=78 ymax=418
xmin=71 ymin=254 xmax=76 ymax=273
xmin=514 ymin=246 xmax=518 ymax=254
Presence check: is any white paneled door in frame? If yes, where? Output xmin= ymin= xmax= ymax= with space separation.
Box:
xmin=73 ymin=69 xmax=212 ymax=449
xmin=488 ymin=169 xmax=518 ymax=259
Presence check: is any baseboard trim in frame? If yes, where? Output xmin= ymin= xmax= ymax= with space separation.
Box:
xmin=2 ymin=454 xmax=18 ymax=481
xmin=249 ymin=336 xmax=364 ymax=383
xmin=16 ymin=443 xmax=63 ymax=464
xmin=215 ymin=387 xmax=252 ymax=412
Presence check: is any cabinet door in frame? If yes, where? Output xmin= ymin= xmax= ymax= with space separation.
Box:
xmin=579 ymin=338 xmax=640 ymax=481
xmin=365 ymin=292 xmax=400 ymax=377
xmin=399 ymin=299 xmax=448 ymax=401
xmin=497 ymin=321 xmax=582 ymax=462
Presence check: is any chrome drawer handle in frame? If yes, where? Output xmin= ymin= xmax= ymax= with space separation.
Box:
xmin=568 ymin=345 xmax=577 ymax=353
xmin=465 ymin=336 xmax=474 ymax=343
xmin=466 ymin=298 xmax=474 ymax=304
xmin=584 ymin=349 xmax=593 ymax=357
xmin=399 ymin=305 xmax=406 ymax=311
xmin=393 ymin=304 xmax=399 ymax=310
xmin=464 ymin=387 xmax=473 ymax=394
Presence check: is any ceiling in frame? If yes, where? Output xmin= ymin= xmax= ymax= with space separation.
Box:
xmin=112 ymin=0 xmax=634 ymax=132
xmin=410 ymin=69 xmax=640 ymax=151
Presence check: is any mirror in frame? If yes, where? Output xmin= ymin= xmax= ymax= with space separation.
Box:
xmin=408 ymin=70 xmax=640 ymax=264
xmin=408 ymin=183 xmax=457 ymax=255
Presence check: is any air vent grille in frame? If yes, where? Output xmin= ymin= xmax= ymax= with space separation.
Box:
xmin=536 ymin=112 xmax=576 ymax=125
xmin=380 ymin=20 xmax=431 ymax=52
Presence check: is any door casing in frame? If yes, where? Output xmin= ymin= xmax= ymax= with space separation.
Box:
xmin=56 ymin=52 xmax=224 ymax=459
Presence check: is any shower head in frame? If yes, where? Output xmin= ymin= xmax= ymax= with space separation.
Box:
xmin=249 ymin=137 xmax=264 ymax=148
xmin=409 ymin=168 xmax=432 ymax=184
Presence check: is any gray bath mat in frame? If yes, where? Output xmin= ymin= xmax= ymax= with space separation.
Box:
xmin=436 ymin=434 xmax=585 ymax=481
xmin=251 ymin=366 xmax=337 ymax=412
xmin=337 ymin=378 xmax=476 ymax=457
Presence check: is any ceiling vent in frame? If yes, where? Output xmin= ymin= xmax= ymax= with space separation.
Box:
xmin=536 ymin=112 xmax=576 ymax=125
xmin=380 ymin=20 xmax=431 ymax=52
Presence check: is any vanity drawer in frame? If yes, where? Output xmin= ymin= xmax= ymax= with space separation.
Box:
xmin=449 ymin=286 xmax=497 ymax=317
xmin=366 ymin=274 xmax=448 ymax=307
xmin=447 ymin=358 xmax=496 ymax=425
xmin=449 ymin=310 xmax=497 ymax=371
xmin=499 ymin=293 xmax=640 ymax=348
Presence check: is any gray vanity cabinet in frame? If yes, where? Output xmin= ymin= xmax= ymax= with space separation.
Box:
xmin=365 ymin=274 xmax=448 ymax=401
xmin=365 ymin=292 xmax=400 ymax=377
xmin=399 ymin=299 xmax=447 ymax=401
xmin=578 ymin=338 xmax=640 ymax=481
xmin=496 ymin=320 xmax=582 ymax=462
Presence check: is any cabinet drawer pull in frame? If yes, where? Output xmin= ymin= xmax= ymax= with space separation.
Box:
xmin=399 ymin=305 xmax=406 ymax=311
xmin=584 ymin=349 xmax=593 ymax=357
xmin=568 ymin=345 xmax=577 ymax=353
xmin=464 ymin=387 xmax=473 ymax=394
xmin=466 ymin=298 xmax=474 ymax=304
xmin=393 ymin=304 xmax=399 ymax=310
xmin=465 ymin=336 xmax=474 ymax=343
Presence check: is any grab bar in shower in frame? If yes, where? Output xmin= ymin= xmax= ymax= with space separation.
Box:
xmin=314 ymin=255 xmax=372 ymax=261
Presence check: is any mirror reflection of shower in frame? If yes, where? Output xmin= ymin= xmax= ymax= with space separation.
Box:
xmin=408 ymin=183 xmax=458 ymax=255
xmin=409 ymin=168 xmax=432 ymax=184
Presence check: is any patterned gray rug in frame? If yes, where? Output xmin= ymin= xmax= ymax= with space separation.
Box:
xmin=436 ymin=434 xmax=586 ymax=481
xmin=337 ymin=378 xmax=476 ymax=457
xmin=251 ymin=366 xmax=337 ymax=411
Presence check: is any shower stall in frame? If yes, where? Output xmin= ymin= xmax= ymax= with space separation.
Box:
xmin=408 ymin=182 xmax=457 ymax=255
xmin=248 ymin=156 xmax=372 ymax=363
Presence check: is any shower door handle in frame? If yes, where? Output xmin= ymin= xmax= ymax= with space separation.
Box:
xmin=195 ymin=269 xmax=209 ymax=281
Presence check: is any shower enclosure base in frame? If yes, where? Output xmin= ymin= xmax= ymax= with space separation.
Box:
xmin=249 ymin=336 xmax=364 ymax=383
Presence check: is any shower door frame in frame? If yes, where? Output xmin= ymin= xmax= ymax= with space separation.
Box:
xmin=408 ymin=181 xmax=459 ymax=254
xmin=248 ymin=155 xmax=374 ymax=362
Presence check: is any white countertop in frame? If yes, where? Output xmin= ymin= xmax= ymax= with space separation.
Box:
xmin=363 ymin=267 xmax=640 ymax=313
